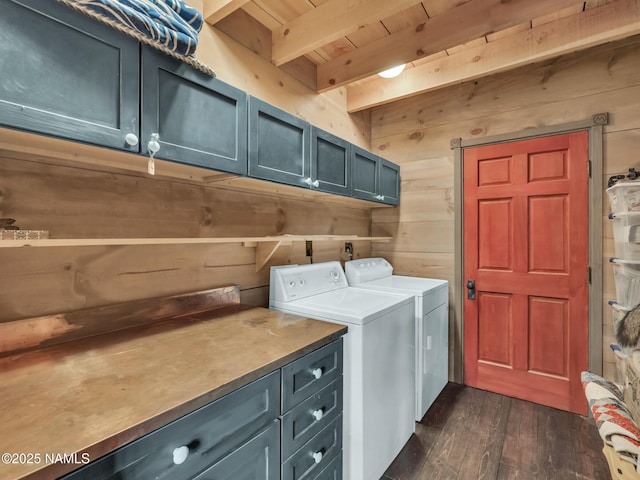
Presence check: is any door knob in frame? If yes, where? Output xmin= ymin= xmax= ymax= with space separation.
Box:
xmin=467 ymin=279 xmax=476 ymax=300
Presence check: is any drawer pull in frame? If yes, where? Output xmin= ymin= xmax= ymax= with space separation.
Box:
xmin=311 ymin=367 xmax=323 ymax=379
xmin=312 ymin=451 xmax=323 ymax=464
xmin=312 ymin=408 xmax=324 ymax=421
xmin=172 ymin=445 xmax=190 ymax=465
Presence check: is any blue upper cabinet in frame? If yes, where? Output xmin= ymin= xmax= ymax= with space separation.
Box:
xmin=351 ymin=146 xmax=400 ymax=206
xmin=379 ymin=158 xmax=401 ymax=206
xmin=311 ymin=127 xmax=351 ymax=197
xmin=140 ymin=47 xmax=248 ymax=175
xmin=248 ymin=97 xmax=311 ymax=187
xmin=0 ymin=0 xmax=140 ymax=152
xmin=0 ymin=0 xmax=398 ymax=205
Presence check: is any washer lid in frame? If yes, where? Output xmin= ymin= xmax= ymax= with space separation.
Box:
xmin=271 ymin=287 xmax=413 ymax=325
xmin=357 ymin=275 xmax=448 ymax=296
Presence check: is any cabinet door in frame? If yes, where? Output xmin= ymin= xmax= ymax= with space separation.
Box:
xmin=0 ymin=0 xmax=140 ymax=151
xmin=192 ymin=421 xmax=280 ymax=480
xmin=248 ymin=97 xmax=311 ymax=187
xmin=141 ymin=47 xmax=248 ymax=175
xmin=311 ymin=128 xmax=350 ymax=196
xmin=350 ymin=146 xmax=380 ymax=202
xmin=379 ymin=159 xmax=400 ymax=205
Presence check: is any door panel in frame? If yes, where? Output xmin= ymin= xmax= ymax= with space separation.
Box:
xmin=529 ymin=195 xmax=568 ymax=272
xmin=528 ymin=296 xmax=568 ymax=377
xmin=478 ymin=199 xmax=512 ymax=270
xmin=477 ymin=292 xmax=512 ymax=366
xmin=463 ymin=131 xmax=589 ymax=415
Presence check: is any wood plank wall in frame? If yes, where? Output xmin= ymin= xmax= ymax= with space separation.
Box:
xmin=0 ymin=155 xmax=372 ymax=323
xmin=370 ymin=34 xmax=640 ymax=382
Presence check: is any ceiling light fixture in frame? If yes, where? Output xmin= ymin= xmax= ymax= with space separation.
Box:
xmin=377 ymin=64 xmax=406 ymax=78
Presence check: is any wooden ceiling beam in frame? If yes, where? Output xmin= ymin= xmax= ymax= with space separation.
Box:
xmin=203 ymin=0 xmax=251 ymax=25
xmin=271 ymin=0 xmax=424 ymax=66
xmin=346 ymin=0 xmax=640 ymax=112
xmin=317 ymin=0 xmax=585 ymax=92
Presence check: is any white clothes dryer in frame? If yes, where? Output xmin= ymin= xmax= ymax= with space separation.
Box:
xmin=345 ymin=258 xmax=449 ymax=421
xmin=269 ymin=261 xmax=415 ymax=480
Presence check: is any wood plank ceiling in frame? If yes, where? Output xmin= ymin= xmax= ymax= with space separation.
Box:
xmin=204 ymin=0 xmax=640 ymax=112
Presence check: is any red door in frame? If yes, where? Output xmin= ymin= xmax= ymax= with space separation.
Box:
xmin=463 ymin=131 xmax=589 ymax=415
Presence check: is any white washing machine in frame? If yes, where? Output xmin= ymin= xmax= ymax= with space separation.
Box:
xmin=269 ymin=261 xmax=415 ymax=480
xmin=345 ymin=258 xmax=449 ymax=421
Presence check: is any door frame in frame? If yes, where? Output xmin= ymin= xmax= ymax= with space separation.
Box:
xmin=451 ymin=113 xmax=608 ymax=383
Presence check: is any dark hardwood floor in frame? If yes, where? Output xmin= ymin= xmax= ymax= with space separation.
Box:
xmin=381 ymin=383 xmax=611 ymax=480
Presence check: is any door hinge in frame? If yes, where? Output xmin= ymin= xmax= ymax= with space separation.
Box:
xmin=588 ymin=160 xmax=592 ymax=178
xmin=587 ymin=266 xmax=592 ymax=284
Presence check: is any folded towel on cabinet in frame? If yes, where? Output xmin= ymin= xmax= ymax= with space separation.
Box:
xmin=56 ymin=0 xmax=215 ymax=75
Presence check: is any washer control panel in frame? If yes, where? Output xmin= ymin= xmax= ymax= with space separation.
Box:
xmin=270 ymin=262 xmax=348 ymax=301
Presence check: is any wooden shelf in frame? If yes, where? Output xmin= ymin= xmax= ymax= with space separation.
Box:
xmin=0 ymin=234 xmax=391 ymax=248
xmin=0 ymin=235 xmax=392 ymax=271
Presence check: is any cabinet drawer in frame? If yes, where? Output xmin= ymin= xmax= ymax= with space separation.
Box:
xmin=282 ymin=339 xmax=342 ymax=412
xmin=313 ymin=452 xmax=342 ymax=480
xmin=61 ymin=371 xmax=280 ymax=480
xmin=282 ymin=379 xmax=342 ymax=460
xmin=282 ymin=415 xmax=342 ymax=480
xmin=192 ymin=421 xmax=280 ymax=480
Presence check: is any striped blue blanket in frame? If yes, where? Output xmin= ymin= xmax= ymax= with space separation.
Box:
xmin=58 ymin=0 xmax=204 ymax=57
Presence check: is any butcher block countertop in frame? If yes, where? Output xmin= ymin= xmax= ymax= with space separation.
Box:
xmin=0 ymin=290 xmax=346 ymax=480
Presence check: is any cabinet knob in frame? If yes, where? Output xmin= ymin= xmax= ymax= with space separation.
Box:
xmin=312 ymin=451 xmax=323 ymax=464
xmin=148 ymin=133 xmax=161 ymax=156
xmin=124 ymin=133 xmax=139 ymax=147
xmin=312 ymin=180 xmax=320 ymax=188
xmin=311 ymin=367 xmax=323 ymax=379
xmin=312 ymin=408 xmax=324 ymax=421
xmin=172 ymin=445 xmax=190 ymax=465
xmin=304 ymin=177 xmax=313 ymax=186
